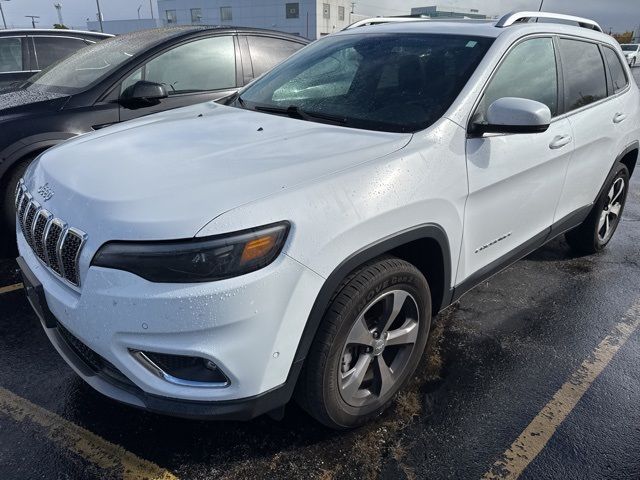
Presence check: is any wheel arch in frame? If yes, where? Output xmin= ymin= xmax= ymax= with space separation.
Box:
xmin=0 ymin=135 xmax=75 ymax=180
xmin=292 ymin=224 xmax=452 ymax=370
xmin=617 ymin=141 xmax=638 ymax=178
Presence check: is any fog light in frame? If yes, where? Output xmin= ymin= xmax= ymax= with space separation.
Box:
xmin=131 ymin=350 xmax=229 ymax=387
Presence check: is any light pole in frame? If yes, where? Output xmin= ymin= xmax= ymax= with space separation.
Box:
xmin=0 ymin=0 xmax=10 ymax=30
xmin=149 ymin=0 xmax=154 ymax=19
xmin=137 ymin=4 xmax=142 ymax=19
xmin=25 ymin=15 xmax=40 ymax=28
xmin=54 ymin=3 xmax=64 ymax=25
xmin=96 ymin=0 xmax=104 ymax=32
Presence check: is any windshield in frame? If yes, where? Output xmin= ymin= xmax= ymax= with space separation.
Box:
xmin=25 ymin=29 xmax=180 ymax=94
xmin=234 ymin=33 xmax=493 ymax=133
xmin=621 ymin=44 xmax=638 ymax=52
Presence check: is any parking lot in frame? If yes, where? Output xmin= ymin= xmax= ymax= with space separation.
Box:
xmin=0 ymin=68 xmax=638 ymax=480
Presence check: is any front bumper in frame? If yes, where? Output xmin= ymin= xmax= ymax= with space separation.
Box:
xmin=17 ymin=231 xmax=324 ymax=419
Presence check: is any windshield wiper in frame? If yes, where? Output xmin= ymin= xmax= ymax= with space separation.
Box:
xmin=253 ymin=105 xmax=347 ymax=125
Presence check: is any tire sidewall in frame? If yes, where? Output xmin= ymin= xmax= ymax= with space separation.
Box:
xmin=322 ymin=267 xmax=431 ymax=428
xmin=592 ymin=163 xmax=630 ymax=250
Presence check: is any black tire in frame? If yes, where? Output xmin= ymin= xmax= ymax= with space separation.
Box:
xmin=0 ymin=157 xmax=35 ymax=238
xmin=565 ymin=162 xmax=630 ymax=255
xmin=296 ymin=256 xmax=431 ymax=429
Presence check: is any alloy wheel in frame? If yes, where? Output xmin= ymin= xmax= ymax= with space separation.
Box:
xmin=598 ymin=177 xmax=625 ymax=243
xmin=338 ymin=290 xmax=420 ymax=407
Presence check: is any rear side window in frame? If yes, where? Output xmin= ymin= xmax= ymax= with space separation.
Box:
xmin=476 ymin=37 xmax=558 ymax=123
xmin=246 ymin=36 xmax=304 ymax=78
xmin=0 ymin=37 xmax=24 ymax=72
xmin=602 ymin=47 xmax=628 ymax=94
xmin=559 ymin=39 xmax=607 ymax=112
xmin=33 ymin=36 xmax=91 ymax=69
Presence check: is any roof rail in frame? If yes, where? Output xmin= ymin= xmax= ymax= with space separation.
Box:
xmin=495 ymin=11 xmax=603 ymax=32
xmin=344 ymin=17 xmax=432 ymax=30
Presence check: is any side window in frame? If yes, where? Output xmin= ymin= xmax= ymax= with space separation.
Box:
xmin=0 ymin=37 xmax=23 ymax=72
xmin=602 ymin=47 xmax=628 ymax=95
xmin=559 ymin=39 xmax=607 ymax=112
xmin=122 ymin=36 xmax=236 ymax=96
xmin=476 ymin=38 xmax=558 ymax=123
xmin=246 ymin=36 xmax=304 ymax=78
xmin=33 ymin=36 xmax=90 ymax=69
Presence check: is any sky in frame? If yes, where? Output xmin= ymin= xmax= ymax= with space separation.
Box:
xmin=1 ymin=0 xmax=638 ymax=33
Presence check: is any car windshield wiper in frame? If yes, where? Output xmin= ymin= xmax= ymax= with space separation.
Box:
xmin=253 ymin=104 xmax=347 ymax=125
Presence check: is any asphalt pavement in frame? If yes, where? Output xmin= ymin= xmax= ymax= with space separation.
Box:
xmin=0 ymin=69 xmax=638 ymax=480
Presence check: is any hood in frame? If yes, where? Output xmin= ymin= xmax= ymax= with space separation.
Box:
xmin=25 ymin=102 xmax=411 ymax=244
xmin=0 ymin=86 xmax=69 ymax=116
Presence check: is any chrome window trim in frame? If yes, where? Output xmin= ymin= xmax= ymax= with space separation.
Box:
xmin=131 ymin=351 xmax=230 ymax=389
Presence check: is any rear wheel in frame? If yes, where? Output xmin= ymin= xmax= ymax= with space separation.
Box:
xmin=565 ymin=162 xmax=629 ymax=254
xmin=296 ymin=257 xmax=431 ymax=429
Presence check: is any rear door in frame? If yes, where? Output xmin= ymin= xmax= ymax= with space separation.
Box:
xmin=553 ymin=38 xmax=625 ymax=221
xmin=119 ymin=34 xmax=239 ymax=122
xmin=459 ymin=36 xmax=573 ymax=282
xmin=240 ymin=35 xmax=306 ymax=84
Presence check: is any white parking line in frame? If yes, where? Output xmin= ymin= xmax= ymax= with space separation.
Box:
xmin=483 ymin=299 xmax=640 ymax=479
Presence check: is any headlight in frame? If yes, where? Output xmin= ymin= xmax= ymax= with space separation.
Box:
xmin=92 ymin=222 xmax=290 ymax=283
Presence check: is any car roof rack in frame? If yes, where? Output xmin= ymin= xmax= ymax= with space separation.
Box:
xmin=344 ymin=17 xmax=429 ymax=30
xmin=495 ymin=11 xmax=603 ymax=32
xmin=344 ymin=16 xmax=491 ymax=30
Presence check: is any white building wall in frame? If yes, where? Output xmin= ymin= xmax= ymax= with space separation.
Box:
xmin=157 ymin=0 xmax=316 ymax=38
xmin=156 ymin=0 xmax=352 ymax=39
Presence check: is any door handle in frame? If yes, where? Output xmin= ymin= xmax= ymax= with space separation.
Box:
xmin=613 ymin=113 xmax=627 ymax=124
xmin=549 ymin=135 xmax=572 ymax=150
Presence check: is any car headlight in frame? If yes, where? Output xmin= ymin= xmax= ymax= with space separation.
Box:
xmin=92 ymin=222 xmax=290 ymax=283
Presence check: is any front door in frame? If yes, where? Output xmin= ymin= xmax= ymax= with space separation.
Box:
xmin=458 ymin=36 xmax=573 ymax=283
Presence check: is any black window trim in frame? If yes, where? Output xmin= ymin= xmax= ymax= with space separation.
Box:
xmin=600 ymin=44 xmax=630 ymax=95
xmin=467 ymin=33 xmax=563 ymax=135
xmin=554 ymin=34 xmax=631 ymax=118
xmin=468 ymin=32 xmax=633 ymax=134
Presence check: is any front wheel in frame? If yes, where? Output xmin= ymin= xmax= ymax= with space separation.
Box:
xmin=565 ymin=162 xmax=629 ymax=254
xmin=296 ymin=257 xmax=431 ymax=429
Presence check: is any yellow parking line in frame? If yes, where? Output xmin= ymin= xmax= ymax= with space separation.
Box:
xmin=483 ymin=300 xmax=640 ymax=480
xmin=0 ymin=386 xmax=178 ymax=480
xmin=0 ymin=283 xmax=23 ymax=295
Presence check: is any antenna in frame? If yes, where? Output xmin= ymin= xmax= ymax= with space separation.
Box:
xmin=538 ymin=0 xmax=544 ymax=11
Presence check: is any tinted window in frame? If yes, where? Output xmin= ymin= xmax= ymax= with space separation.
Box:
xmin=237 ymin=34 xmax=493 ymax=133
xmin=559 ymin=39 xmax=607 ymax=111
xmin=476 ymin=38 xmax=558 ymax=123
xmin=247 ymin=36 xmax=304 ymax=78
xmin=33 ymin=36 xmax=90 ymax=69
xmin=123 ymin=36 xmax=236 ymax=95
xmin=0 ymin=37 xmax=23 ymax=72
xmin=621 ymin=44 xmax=638 ymax=52
xmin=603 ymin=47 xmax=628 ymax=94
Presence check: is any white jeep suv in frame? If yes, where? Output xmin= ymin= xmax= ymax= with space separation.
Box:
xmin=16 ymin=12 xmax=639 ymax=429
xmin=622 ymin=43 xmax=640 ymax=67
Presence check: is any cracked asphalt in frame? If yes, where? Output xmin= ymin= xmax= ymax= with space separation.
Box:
xmin=0 ymin=69 xmax=638 ymax=480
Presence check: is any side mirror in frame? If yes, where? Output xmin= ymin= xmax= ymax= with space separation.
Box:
xmin=473 ymin=97 xmax=551 ymax=135
xmin=120 ymin=80 xmax=168 ymax=107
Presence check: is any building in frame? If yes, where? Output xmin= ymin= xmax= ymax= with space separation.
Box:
xmin=86 ymin=18 xmax=161 ymax=34
xmin=410 ymin=5 xmax=488 ymax=20
xmin=156 ymin=0 xmax=353 ymax=39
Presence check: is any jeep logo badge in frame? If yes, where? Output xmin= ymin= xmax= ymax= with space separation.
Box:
xmin=37 ymin=183 xmax=54 ymax=202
